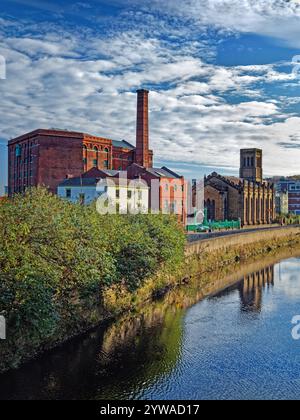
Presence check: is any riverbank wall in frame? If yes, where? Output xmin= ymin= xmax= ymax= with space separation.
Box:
xmin=179 ymin=226 xmax=300 ymax=297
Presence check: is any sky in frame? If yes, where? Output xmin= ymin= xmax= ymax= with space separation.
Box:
xmin=2 ymin=1 xmax=300 ymax=194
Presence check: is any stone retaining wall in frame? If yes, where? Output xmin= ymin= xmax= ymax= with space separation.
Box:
xmin=186 ymin=226 xmax=300 ymax=256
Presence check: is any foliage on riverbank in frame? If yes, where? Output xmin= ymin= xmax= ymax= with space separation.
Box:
xmin=0 ymin=188 xmax=185 ymax=372
xmin=1 ymin=188 xmax=300 ymax=374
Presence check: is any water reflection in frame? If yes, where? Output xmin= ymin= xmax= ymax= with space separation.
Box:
xmin=1 ymin=251 xmax=300 ymax=400
xmin=238 ymin=266 xmax=274 ymax=313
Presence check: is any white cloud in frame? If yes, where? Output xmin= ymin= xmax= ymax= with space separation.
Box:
xmin=1 ymin=13 xmax=300 ymax=193
xmin=123 ymin=0 xmax=300 ymax=48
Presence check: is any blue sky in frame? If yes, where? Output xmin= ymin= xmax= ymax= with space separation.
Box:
xmin=2 ymin=0 xmax=300 ymax=194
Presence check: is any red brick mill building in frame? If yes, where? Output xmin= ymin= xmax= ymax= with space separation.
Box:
xmin=8 ymin=90 xmax=153 ymax=194
xmin=7 ymin=90 xmax=186 ymax=222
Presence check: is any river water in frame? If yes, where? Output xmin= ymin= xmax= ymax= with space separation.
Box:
xmin=1 ymin=254 xmax=300 ymax=400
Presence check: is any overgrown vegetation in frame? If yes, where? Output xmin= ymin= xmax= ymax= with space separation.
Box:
xmin=0 ymin=188 xmax=185 ymax=372
xmin=274 ymin=214 xmax=300 ymax=225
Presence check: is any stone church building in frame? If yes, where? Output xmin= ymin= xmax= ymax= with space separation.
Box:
xmin=205 ymin=149 xmax=276 ymax=226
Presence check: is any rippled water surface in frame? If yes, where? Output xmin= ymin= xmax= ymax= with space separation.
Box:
xmin=1 ymin=256 xmax=300 ymax=400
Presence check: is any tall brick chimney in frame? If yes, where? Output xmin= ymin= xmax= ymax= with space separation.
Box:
xmin=136 ymin=89 xmax=150 ymax=168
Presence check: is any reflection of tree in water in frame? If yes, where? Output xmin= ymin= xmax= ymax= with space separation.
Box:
xmin=238 ymin=265 xmax=274 ymax=313
xmin=95 ymin=304 xmax=184 ymax=399
xmin=0 ymin=294 xmax=187 ymax=400
xmin=0 ymin=255 xmax=286 ymax=401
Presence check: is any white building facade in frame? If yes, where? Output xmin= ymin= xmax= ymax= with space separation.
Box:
xmin=58 ymin=175 xmax=149 ymax=215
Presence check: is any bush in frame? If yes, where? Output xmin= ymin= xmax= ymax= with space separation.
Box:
xmin=0 ymin=188 xmax=186 ymax=371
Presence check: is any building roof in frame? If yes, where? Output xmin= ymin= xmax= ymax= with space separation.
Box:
xmin=9 ymin=128 xmax=135 ymax=151
xmin=112 ymin=140 xmax=135 ymax=150
xmin=146 ymin=166 xmax=182 ymax=179
xmin=205 ymin=182 xmax=228 ymax=193
xmin=225 ymin=176 xmax=242 ymax=185
xmin=58 ymin=176 xmax=148 ymax=189
xmin=59 ymin=177 xmax=100 ymax=187
xmin=81 ymin=168 xmax=120 ymax=178
xmin=206 ymin=172 xmax=243 ymax=191
xmin=206 ymin=172 xmax=273 ymax=190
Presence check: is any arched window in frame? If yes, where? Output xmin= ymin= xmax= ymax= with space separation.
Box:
xmin=212 ymin=200 xmax=216 ymax=221
xmin=83 ymin=145 xmax=88 ymax=167
xmin=207 ymin=199 xmax=211 ymax=221
xmin=93 ymin=147 xmax=98 ymax=167
xmin=224 ymin=197 xmax=228 ymax=220
xmin=103 ymin=148 xmax=110 ymax=169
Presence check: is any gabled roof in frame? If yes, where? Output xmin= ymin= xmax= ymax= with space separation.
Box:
xmin=205 ymin=182 xmax=228 ymax=193
xmin=206 ymin=172 xmax=243 ymax=191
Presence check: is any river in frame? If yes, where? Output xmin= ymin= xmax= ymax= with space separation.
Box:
xmin=1 ymin=253 xmax=300 ymax=400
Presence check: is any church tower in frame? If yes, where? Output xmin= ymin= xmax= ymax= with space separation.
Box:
xmin=240 ymin=149 xmax=263 ymax=183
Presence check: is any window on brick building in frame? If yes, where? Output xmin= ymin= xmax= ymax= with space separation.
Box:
xmin=15 ymin=145 xmax=21 ymax=157
xmin=104 ymin=160 xmax=109 ymax=169
xmin=93 ymin=159 xmax=98 ymax=167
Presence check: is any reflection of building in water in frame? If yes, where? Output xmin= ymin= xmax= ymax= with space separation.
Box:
xmin=238 ymin=265 xmax=274 ymax=313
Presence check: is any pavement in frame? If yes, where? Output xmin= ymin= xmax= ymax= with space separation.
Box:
xmin=186 ymin=224 xmax=299 ymax=243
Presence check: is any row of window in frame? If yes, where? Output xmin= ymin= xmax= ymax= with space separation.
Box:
xmin=14 ymin=142 xmax=36 ymax=157
xmin=162 ymin=184 xmax=184 ymax=192
xmin=115 ymin=190 xmax=144 ymax=200
xmin=163 ymin=200 xmax=184 ymax=212
xmin=83 ymin=158 xmax=110 ymax=169
xmin=83 ymin=145 xmax=110 ymax=153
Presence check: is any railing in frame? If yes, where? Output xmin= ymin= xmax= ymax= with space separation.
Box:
xmin=186 ymin=209 xmax=241 ymax=232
